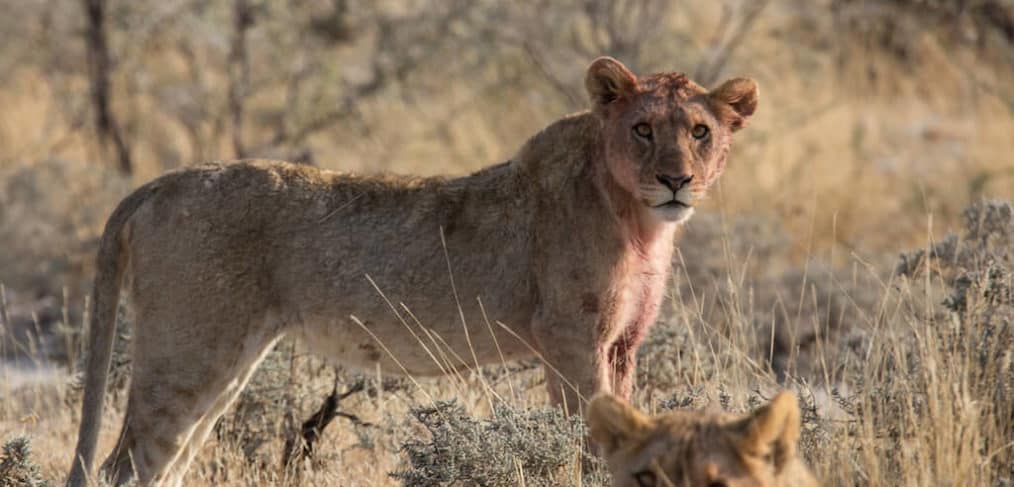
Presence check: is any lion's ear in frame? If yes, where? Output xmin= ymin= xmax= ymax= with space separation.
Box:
xmin=732 ymin=391 xmax=801 ymax=472
xmin=587 ymin=393 xmax=652 ymax=455
xmin=710 ymin=77 xmax=758 ymax=131
xmin=585 ymin=57 xmax=638 ymax=114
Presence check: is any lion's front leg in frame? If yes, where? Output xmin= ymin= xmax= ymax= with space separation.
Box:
xmin=606 ymin=323 xmax=650 ymax=399
xmin=532 ymin=315 xmax=611 ymax=414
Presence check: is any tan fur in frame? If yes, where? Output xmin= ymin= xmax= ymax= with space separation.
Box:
xmin=67 ymin=57 xmax=758 ymax=486
xmin=587 ymin=392 xmax=819 ymax=487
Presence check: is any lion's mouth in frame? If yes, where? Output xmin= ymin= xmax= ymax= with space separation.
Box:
xmin=655 ymin=199 xmax=691 ymax=209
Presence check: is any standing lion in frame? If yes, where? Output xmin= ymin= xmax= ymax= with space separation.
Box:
xmin=67 ymin=57 xmax=758 ymax=486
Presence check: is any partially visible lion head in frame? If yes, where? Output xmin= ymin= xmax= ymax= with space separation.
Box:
xmin=585 ymin=57 xmax=758 ymax=224
xmin=587 ymin=392 xmax=818 ymax=487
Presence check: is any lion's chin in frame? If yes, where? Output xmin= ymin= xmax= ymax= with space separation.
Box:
xmin=650 ymin=201 xmax=695 ymax=224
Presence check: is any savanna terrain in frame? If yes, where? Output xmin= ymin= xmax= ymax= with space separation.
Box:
xmin=0 ymin=1 xmax=1012 ymax=485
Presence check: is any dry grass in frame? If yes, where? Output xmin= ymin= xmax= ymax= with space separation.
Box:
xmin=1 ymin=1 xmax=1012 ymax=485
xmin=2 ymin=202 xmax=1011 ymax=486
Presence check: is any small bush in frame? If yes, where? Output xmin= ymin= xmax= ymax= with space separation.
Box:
xmin=0 ymin=437 xmax=53 ymax=487
xmin=391 ymin=400 xmax=607 ymax=487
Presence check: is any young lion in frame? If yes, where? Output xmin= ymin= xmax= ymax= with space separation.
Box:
xmin=67 ymin=57 xmax=757 ymax=486
xmin=587 ymin=392 xmax=818 ymax=487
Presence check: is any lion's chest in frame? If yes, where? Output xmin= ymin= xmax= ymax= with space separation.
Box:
xmin=607 ymin=236 xmax=675 ymax=337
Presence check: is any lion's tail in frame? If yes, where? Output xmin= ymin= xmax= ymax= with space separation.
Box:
xmin=66 ymin=182 xmax=158 ymax=487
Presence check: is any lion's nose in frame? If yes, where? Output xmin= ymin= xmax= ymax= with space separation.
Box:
xmin=656 ymin=174 xmax=693 ymax=192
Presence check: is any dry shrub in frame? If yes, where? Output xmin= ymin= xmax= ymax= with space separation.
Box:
xmin=885 ymin=200 xmax=1013 ymax=481
xmin=392 ymin=400 xmax=607 ymax=487
xmin=0 ymin=437 xmax=53 ymax=487
xmin=783 ymin=199 xmax=1014 ymax=484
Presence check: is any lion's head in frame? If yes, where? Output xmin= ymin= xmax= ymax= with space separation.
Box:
xmin=584 ymin=57 xmax=758 ymax=224
xmin=587 ymin=392 xmax=817 ymax=487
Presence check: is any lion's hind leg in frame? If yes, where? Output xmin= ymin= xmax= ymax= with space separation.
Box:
xmin=100 ymin=309 xmax=282 ymax=486
xmin=99 ymin=367 xmax=209 ymax=486
xmin=165 ymin=333 xmax=282 ymax=486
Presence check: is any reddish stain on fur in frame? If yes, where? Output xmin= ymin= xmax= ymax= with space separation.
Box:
xmin=609 ymin=323 xmax=649 ymax=377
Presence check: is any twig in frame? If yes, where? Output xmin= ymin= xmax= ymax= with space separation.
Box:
xmin=281 ymin=377 xmax=371 ymax=468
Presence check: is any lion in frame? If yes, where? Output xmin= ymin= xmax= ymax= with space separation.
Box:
xmin=67 ymin=56 xmax=758 ymax=486
xmin=587 ymin=392 xmax=818 ymax=487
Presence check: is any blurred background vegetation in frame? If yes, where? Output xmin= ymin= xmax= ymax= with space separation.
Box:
xmin=0 ymin=1 xmax=1011 ymax=485
xmin=0 ymin=0 xmax=1010 ymax=296
xmin=0 ymin=0 xmax=1011 ymax=306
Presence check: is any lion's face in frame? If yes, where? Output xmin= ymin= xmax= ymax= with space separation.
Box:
xmin=585 ymin=58 xmax=758 ymax=224
xmin=588 ymin=393 xmax=811 ymax=487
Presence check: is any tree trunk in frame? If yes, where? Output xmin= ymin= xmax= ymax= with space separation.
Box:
xmin=228 ymin=0 xmax=254 ymax=159
xmin=83 ymin=0 xmax=132 ymax=175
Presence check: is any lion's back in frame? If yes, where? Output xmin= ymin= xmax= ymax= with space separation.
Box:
xmin=118 ymin=158 xmax=539 ymax=338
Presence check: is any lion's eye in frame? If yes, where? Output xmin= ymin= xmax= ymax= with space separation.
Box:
xmin=691 ymin=124 xmax=709 ymax=139
xmin=633 ymin=123 xmax=653 ymax=138
xmin=633 ymin=470 xmax=657 ymax=487
xmin=706 ymin=482 xmax=728 ymax=487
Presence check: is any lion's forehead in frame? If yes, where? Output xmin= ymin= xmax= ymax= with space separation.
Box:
xmin=638 ymin=438 xmax=754 ymax=483
xmin=629 ymin=418 xmax=744 ymax=463
xmin=638 ymin=72 xmax=707 ymax=101
xmin=628 ymin=93 xmax=716 ymax=126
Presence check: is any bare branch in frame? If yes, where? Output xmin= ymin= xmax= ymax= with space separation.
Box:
xmin=694 ymin=0 xmax=771 ymax=86
xmin=522 ymin=42 xmax=583 ymax=110
xmin=228 ymin=0 xmax=254 ymax=159
xmin=82 ymin=0 xmax=132 ymax=175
